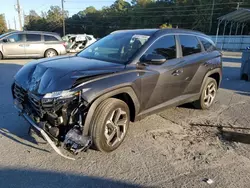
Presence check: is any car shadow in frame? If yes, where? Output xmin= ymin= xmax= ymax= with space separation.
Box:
xmin=220 ymin=130 xmax=250 ymax=145
xmin=0 ymin=168 xmax=144 ymax=188
xmin=190 ymin=123 xmax=250 ymax=145
xmin=0 ymin=63 xmax=50 ymax=152
xmin=0 ymin=128 xmax=49 ymax=152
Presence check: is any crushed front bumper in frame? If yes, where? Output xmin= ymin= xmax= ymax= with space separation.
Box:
xmin=22 ymin=113 xmax=76 ymax=160
xmin=14 ymin=100 xmax=76 ymax=160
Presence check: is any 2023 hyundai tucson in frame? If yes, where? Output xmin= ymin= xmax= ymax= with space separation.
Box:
xmin=12 ymin=29 xmax=222 ymax=158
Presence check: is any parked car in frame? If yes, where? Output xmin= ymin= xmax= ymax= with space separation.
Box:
xmin=63 ymin=34 xmax=97 ymax=53
xmin=0 ymin=31 xmax=67 ymax=59
xmin=12 ymin=29 xmax=222 ymax=158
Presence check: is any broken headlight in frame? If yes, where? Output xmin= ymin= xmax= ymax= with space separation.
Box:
xmin=42 ymin=90 xmax=80 ymax=103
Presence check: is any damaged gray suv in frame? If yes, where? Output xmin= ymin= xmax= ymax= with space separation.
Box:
xmin=12 ymin=29 xmax=222 ymax=158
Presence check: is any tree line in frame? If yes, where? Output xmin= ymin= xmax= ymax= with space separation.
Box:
xmin=1 ymin=0 xmax=250 ymax=37
xmin=0 ymin=14 xmax=7 ymax=34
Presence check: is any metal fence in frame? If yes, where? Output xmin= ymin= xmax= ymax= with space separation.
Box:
xmin=210 ymin=35 xmax=250 ymax=51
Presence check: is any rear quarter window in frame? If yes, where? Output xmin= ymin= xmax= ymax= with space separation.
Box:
xmin=199 ymin=37 xmax=216 ymax=52
xmin=44 ymin=35 xmax=59 ymax=42
xmin=179 ymin=35 xmax=202 ymax=56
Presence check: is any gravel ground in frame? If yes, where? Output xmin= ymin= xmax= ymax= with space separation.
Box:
xmin=0 ymin=56 xmax=250 ymax=188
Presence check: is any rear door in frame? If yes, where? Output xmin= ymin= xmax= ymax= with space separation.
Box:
xmin=1 ymin=33 xmax=25 ymax=57
xmin=175 ymin=34 xmax=204 ymax=94
xmin=24 ymin=33 xmax=44 ymax=57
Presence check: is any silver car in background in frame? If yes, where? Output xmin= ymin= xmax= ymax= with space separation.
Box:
xmin=0 ymin=31 xmax=67 ymax=59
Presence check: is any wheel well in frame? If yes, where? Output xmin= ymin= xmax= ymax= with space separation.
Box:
xmin=113 ymin=93 xmax=136 ymax=122
xmin=44 ymin=48 xmax=58 ymax=56
xmin=241 ymin=74 xmax=248 ymax=81
xmin=208 ymin=72 xmax=220 ymax=88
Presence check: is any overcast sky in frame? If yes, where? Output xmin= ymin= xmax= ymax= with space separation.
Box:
xmin=0 ymin=0 xmax=116 ymax=30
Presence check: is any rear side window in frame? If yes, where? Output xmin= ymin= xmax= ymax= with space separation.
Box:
xmin=26 ymin=34 xmax=41 ymax=42
xmin=179 ymin=35 xmax=201 ymax=56
xmin=199 ymin=37 xmax=216 ymax=52
xmin=44 ymin=35 xmax=59 ymax=42
xmin=144 ymin=35 xmax=176 ymax=60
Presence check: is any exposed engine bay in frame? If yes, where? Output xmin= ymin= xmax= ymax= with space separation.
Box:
xmin=12 ymin=82 xmax=92 ymax=159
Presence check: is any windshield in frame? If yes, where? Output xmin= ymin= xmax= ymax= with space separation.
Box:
xmin=77 ymin=33 xmax=150 ymax=64
xmin=0 ymin=32 xmax=11 ymax=39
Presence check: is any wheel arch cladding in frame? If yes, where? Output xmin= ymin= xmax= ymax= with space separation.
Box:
xmin=200 ymin=68 xmax=222 ymax=94
xmin=82 ymin=87 xmax=140 ymax=136
xmin=112 ymin=93 xmax=136 ymax=122
xmin=208 ymin=72 xmax=221 ymax=88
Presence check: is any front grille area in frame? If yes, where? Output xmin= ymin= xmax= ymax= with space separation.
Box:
xmin=28 ymin=93 xmax=44 ymax=117
xmin=13 ymin=83 xmax=26 ymax=103
xmin=13 ymin=83 xmax=44 ymax=118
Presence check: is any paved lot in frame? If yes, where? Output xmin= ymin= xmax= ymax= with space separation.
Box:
xmin=0 ymin=56 xmax=250 ymax=188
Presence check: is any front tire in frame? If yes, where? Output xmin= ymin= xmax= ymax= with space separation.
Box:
xmin=90 ymin=98 xmax=130 ymax=152
xmin=193 ymin=77 xmax=218 ymax=110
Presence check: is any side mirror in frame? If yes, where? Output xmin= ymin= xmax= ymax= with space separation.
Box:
xmin=141 ymin=54 xmax=166 ymax=65
xmin=2 ymin=38 xmax=8 ymax=43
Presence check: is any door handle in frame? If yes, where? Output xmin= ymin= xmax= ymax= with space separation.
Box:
xmin=172 ymin=69 xmax=183 ymax=76
xmin=19 ymin=44 xmax=24 ymax=47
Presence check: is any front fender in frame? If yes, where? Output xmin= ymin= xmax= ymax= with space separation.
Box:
xmin=73 ymin=69 xmax=144 ymax=136
xmin=73 ymin=69 xmax=144 ymax=103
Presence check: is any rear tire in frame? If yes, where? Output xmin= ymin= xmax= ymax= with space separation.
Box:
xmin=193 ymin=77 xmax=218 ymax=110
xmin=90 ymin=98 xmax=130 ymax=152
xmin=44 ymin=49 xmax=58 ymax=58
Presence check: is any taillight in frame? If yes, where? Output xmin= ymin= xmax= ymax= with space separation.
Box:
xmin=63 ymin=42 xmax=67 ymax=48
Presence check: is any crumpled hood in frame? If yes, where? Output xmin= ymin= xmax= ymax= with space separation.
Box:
xmin=14 ymin=56 xmax=125 ymax=95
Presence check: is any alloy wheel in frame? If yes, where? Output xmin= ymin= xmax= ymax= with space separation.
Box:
xmin=204 ymin=82 xmax=216 ymax=107
xmin=47 ymin=50 xmax=56 ymax=57
xmin=104 ymin=108 xmax=128 ymax=147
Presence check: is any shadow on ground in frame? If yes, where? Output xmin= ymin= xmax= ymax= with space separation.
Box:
xmin=190 ymin=123 xmax=250 ymax=145
xmin=221 ymin=130 xmax=250 ymax=145
xmin=0 ymin=63 xmax=46 ymax=152
xmin=0 ymin=168 xmax=144 ymax=188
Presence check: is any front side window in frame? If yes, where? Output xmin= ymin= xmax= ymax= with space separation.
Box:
xmin=78 ymin=33 xmax=150 ymax=64
xmin=144 ymin=35 xmax=176 ymax=60
xmin=179 ymin=35 xmax=201 ymax=56
xmin=5 ymin=34 xmax=23 ymax=43
xmin=199 ymin=37 xmax=216 ymax=52
xmin=44 ymin=35 xmax=58 ymax=42
xmin=26 ymin=34 xmax=41 ymax=42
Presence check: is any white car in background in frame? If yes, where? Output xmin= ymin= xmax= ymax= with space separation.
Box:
xmin=63 ymin=34 xmax=97 ymax=53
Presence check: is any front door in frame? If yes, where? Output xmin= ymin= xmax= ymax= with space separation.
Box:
xmin=140 ymin=35 xmax=189 ymax=110
xmin=2 ymin=34 xmax=25 ymax=58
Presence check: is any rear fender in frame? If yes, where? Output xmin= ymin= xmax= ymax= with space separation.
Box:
xmin=199 ymin=68 xmax=222 ymax=95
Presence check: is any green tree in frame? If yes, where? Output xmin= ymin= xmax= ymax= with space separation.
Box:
xmin=24 ymin=0 xmax=249 ymax=37
xmin=0 ymin=14 xmax=7 ymax=34
xmin=159 ymin=23 xmax=172 ymax=29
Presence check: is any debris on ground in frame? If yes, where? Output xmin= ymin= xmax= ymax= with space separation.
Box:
xmin=202 ymin=178 xmax=214 ymax=184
